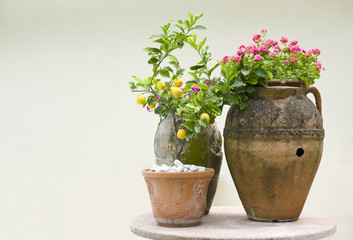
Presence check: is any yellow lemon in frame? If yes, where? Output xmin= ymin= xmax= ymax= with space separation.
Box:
xmin=173 ymin=78 xmax=183 ymax=87
xmin=148 ymin=103 xmax=156 ymax=109
xmin=171 ymin=87 xmax=182 ymax=98
xmin=177 ymin=129 xmax=186 ymax=139
xmin=157 ymin=81 xmax=166 ymax=90
xmin=200 ymin=113 xmax=210 ymax=123
xmin=136 ymin=94 xmax=146 ymax=105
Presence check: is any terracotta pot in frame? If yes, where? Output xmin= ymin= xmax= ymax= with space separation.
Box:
xmin=154 ymin=114 xmax=222 ymax=214
xmin=224 ymin=79 xmax=324 ymax=222
xmin=142 ymin=168 xmax=214 ymax=227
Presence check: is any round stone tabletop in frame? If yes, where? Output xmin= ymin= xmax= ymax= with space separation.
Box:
xmin=130 ymin=206 xmax=336 ymax=240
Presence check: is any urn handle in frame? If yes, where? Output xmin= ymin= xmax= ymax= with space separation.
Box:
xmin=305 ymin=87 xmax=322 ymax=114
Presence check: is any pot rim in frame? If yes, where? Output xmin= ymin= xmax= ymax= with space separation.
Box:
xmin=142 ymin=168 xmax=215 ymax=179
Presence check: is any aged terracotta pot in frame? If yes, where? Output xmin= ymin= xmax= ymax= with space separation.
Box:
xmin=154 ymin=114 xmax=222 ymax=214
xmin=224 ymin=79 xmax=324 ymax=222
xmin=142 ymin=168 xmax=214 ymax=227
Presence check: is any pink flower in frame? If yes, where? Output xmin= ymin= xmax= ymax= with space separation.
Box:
xmin=273 ymin=45 xmax=282 ymax=53
xmin=233 ymin=55 xmax=242 ymax=63
xmin=289 ymin=40 xmax=298 ymax=46
xmin=261 ymin=28 xmax=268 ymax=33
xmin=238 ymin=45 xmax=246 ymax=49
xmin=253 ymin=55 xmax=264 ymax=62
xmin=259 ymin=44 xmax=269 ymax=52
xmin=290 ymin=45 xmax=301 ymax=54
xmin=252 ymin=34 xmax=262 ymax=43
xmin=291 ymin=57 xmax=297 ymax=62
xmin=317 ymin=61 xmax=322 ymax=69
xmin=247 ymin=44 xmax=260 ymax=54
xmin=191 ymin=86 xmax=200 ymax=92
xmin=311 ymin=48 xmax=321 ymax=56
xmin=301 ymin=49 xmax=307 ymax=54
xmin=266 ymin=39 xmax=278 ymax=47
xmin=222 ymin=56 xmax=231 ymax=63
xmin=146 ymin=106 xmax=150 ymax=111
xmin=205 ymin=82 xmax=213 ymax=85
xmin=237 ymin=49 xmax=246 ymax=55
xmin=284 ymin=60 xmax=289 ymax=64
xmin=280 ymin=36 xmax=288 ymax=43
xmin=270 ymin=53 xmax=276 ymax=57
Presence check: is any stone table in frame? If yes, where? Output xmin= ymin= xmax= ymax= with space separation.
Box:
xmin=130 ymin=206 xmax=336 ymax=240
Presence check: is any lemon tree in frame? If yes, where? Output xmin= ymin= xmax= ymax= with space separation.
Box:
xmin=128 ymin=13 xmax=245 ymax=157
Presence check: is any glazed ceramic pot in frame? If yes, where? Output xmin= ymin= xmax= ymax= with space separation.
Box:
xmin=154 ymin=114 xmax=222 ymax=214
xmin=142 ymin=168 xmax=214 ymax=227
xmin=224 ymin=79 xmax=324 ymax=222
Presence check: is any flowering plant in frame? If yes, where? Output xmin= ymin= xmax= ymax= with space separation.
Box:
xmin=219 ymin=29 xmax=324 ymax=100
xmin=129 ymin=13 xmax=223 ymax=152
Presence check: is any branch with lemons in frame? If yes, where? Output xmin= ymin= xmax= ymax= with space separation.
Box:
xmin=129 ymin=13 xmax=225 ymax=146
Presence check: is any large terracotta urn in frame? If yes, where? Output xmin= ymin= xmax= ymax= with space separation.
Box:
xmin=154 ymin=114 xmax=222 ymax=214
xmin=224 ymin=79 xmax=324 ymax=222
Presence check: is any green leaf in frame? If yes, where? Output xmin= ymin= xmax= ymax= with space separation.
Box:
xmin=188 ymin=72 xmax=199 ymax=80
xmin=128 ymin=82 xmax=136 ymax=90
xmin=208 ymin=63 xmax=219 ymax=76
xmin=190 ymin=65 xmax=204 ymax=70
xmin=188 ymin=12 xmax=194 ymax=24
xmin=194 ymin=25 xmax=207 ymax=30
xmin=194 ymin=124 xmax=201 ymax=133
xmin=148 ymin=57 xmax=159 ymax=64
xmin=144 ymin=47 xmax=161 ymax=54
xmin=159 ymin=69 xmax=170 ymax=78
xmin=163 ymin=66 xmax=173 ymax=72
xmin=198 ymin=37 xmax=207 ymax=51
xmin=176 ymin=69 xmax=185 ymax=76
xmin=150 ymin=34 xmax=165 ymax=39
xmin=197 ymin=90 xmax=204 ymax=102
xmin=195 ymin=83 xmax=208 ymax=91
xmin=154 ymin=105 xmax=164 ymax=114
xmin=198 ymin=119 xmax=207 ymax=127
xmin=211 ymin=107 xmax=222 ymax=116
xmin=225 ymin=94 xmax=239 ymax=105
xmin=231 ymin=80 xmax=244 ymax=88
xmin=181 ymin=121 xmax=194 ymax=131
xmin=184 ymin=20 xmax=191 ymax=28
xmin=241 ymin=69 xmax=251 ymax=76
xmin=254 ymin=68 xmax=268 ymax=78
xmin=195 ymin=13 xmax=203 ymax=21
xmin=132 ymin=76 xmax=146 ymax=84
xmin=247 ymin=77 xmax=258 ymax=85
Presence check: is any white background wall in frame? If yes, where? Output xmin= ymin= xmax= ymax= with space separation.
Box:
xmin=0 ymin=0 xmax=352 ymax=239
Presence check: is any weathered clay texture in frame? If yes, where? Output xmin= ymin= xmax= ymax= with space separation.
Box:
xmin=142 ymin=168 xmax=214 ymax=227
xmin=224 ymin=80 xmax=324 ymax=222
xmin=154 ymin=114 xmax=222 ymax=214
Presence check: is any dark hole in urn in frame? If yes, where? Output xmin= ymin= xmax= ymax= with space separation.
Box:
xmin=296 ymin=148 xmax=304 ymax=157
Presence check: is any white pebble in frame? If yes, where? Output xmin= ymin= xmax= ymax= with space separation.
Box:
xmin=149 ymin=161 xmax=206 ymax=173
xmin=162 ymin=164 xmax=170 ymax=172
xmin=198 ymin=166 xmax=206 ymax=172
xmin=190 ymin=165 xmax=198 ymax=172
xmin=174 ymin=159 xmax=183 ymax=167
xmin=184 ymin=164 xmax=191 ymax=170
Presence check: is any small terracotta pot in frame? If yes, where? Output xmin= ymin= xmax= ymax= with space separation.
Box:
xmin=142 ymin=168 xmax=214 ymax=227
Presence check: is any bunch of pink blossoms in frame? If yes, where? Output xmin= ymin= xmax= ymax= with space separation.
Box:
xmin=221 ymin=29 xmax=324 ymax=86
